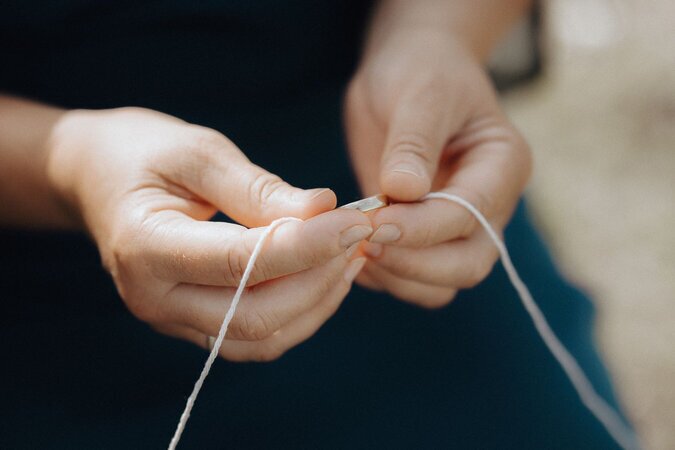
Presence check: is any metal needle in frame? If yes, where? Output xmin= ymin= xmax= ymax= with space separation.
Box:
xmin=339 ymin=194 xmax=389 ymax=212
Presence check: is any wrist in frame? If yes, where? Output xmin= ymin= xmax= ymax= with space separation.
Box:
xmin=354 ymin=25 xmax=482 ymax=108
xmin=364 ymin=19 xmax=477 ymax=62
xmin=45 ymin=108 xmax=98 ymax=230
xmin=364 ymin=0 xmax=532 ymax=64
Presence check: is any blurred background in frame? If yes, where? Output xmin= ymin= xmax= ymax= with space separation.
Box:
xmin=496 ymin=0 xmax=674 ymax=448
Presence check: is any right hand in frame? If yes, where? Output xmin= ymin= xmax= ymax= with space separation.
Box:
xmin=46 ymin=107 xmax=371 ymax=361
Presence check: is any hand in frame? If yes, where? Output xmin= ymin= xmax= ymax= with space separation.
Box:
xmin=345 ymin=29 xmax=531 ymax=308
xmin=47 ymin=107 xmax=371 ymax=361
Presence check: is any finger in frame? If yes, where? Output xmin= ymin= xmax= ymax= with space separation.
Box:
xmin=354 ymin=269 xmax=385 ymax=292
xmin=379 ymin=82 xmax=466 ymax=201
xmin=161 ymin=252 xmax=355 ymax=341
xmin=162 ymin=130 xmax=337 ymax=226
xmin=366 ymin=186 xmax=483 ymax=248
xmin=438 ymin=115 xmax=532 ymax=226
xmin=362 ymin=230 xmax=499 ymax=288
xmin=139 ymin=207 xmax=371 ymax=287
xmin=369 ymin=122 xmax=530 ymax=248
xmin=361 ymin=261 xmax=457 ymax=309
xmin=216 ymin=257 xmax=366 ymax=361
xmin=154 ymin=253 xmax=357 ymax=361
xmin=344 ymin=80 xmax=387 ymax=197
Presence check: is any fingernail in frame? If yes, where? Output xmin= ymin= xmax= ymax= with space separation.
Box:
xmin=344 ymin=257 xmax=366 ymax=283
xmin=369 ymin=224 xmax=401 ymax=244
xmin=362 ymin=242 xmax=383 ymax=258
xmin=297 ymin=188 xmax=331 ymax=201
xmin=339 ymin=224 xmax=373 ymax=248
xmin=391 ymin=162 xmax=425 ymax=178
xmin=345 ymin=242 xmax=360 ymax=258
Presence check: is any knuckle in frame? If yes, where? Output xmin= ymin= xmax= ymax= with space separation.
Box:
xmin=461 ymin=255 xmax=496 ymax=289
xmin=125 ymin=299 xmax=153 ymax=322
xmin=416 ymin=289 xmax=457 ymax=309
xmin=444 ymin=187 xmax=488 ymax=237
xmin=225 ymin=244 xmax=247 ymax=286
xmin=105 ymin=213 xmax=159 ymax=304
xmin=466 ymin=192 xmax=491 ymax=226
xmin=224 ymin=232 xmax=271 ymax=287
xmin=248 ymin=172 xmax=286 ymax=207
xmin=420 ymin=219 xmax=443 ymax=247
xmin=190 ymin=126 xmax=228 ymax=150
xmin=125 ymin=292 xmax=164 ymax=324
xmin=457 ymin=210 xmax=478 ymax=239
xmin=252 ymin=340 xmax=286 ymax=362
xmin=107 ymin=224 xmax=140 ymax=274
xmin=160 ymin=128 xmax=221 ymax=178
xmin=381 ymin=254 xmax=414 ymax=278
xmin=388 ymin=132 xmax=434 ymax=165
xmin=318 ymin=270 xmax=340 ymax=295
xmin=386 ymin=281 xmax=456 ymax=310
xmin=247 ymin=251 xmax=274 ymax=286
xmin=235 ymin=308 xmax=280 ymax=341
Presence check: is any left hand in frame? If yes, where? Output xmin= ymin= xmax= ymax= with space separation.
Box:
xmin=344 ymin=29 xmax=532 ymax=308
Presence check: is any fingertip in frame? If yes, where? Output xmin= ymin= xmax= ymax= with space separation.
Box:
xmin=380 ymin=169 xmax=431 ymax=202
xmin=290 ymin=188 xmax=337 ymax=219
xmin=334 ymin=208 xmax=372 ymax=228
xmin=305 ymin=188 xmax=337 ymax=208
xmin=343 ymin=257 xmax=366 ymax=283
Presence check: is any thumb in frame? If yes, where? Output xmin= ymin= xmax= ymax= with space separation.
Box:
xmin=225 ymin=158 xmax=337 ymax=226
xmin=171 ymin=135 xmax=336 ymax=226
xmin=379 ymin=88 xmax=461 ymax=202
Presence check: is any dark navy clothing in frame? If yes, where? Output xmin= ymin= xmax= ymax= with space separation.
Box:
xmin=0 ymin=1 xmax=627 ymax=448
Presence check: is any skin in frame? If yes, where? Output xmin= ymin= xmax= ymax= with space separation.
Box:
xmin=347 ymin=0 xmax=533 ymax=307
xmin=0 ymin=0 xmax=531 ymax=360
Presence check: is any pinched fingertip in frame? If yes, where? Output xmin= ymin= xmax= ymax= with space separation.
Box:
xmin=288 ymin=188 xmax=337 ymax=219
xmin=380 ymin=168 xmax=431 ymax=202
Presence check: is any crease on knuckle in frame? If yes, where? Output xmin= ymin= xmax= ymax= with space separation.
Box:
xmin=237 ymin=308 xmax=279 ymax=341
xmin=224 ymin=232 xmax=271 ymax=287
xmin=248 ymin=172 xmax=285 ymax=209
xmin=161 ymin=129 xmax=225 ymax=191
xmin=388 ymin=132 xmax=434 ymax=166
xmin=224 ymin=239 xmax=250 ymax=286
xmin=248 ymin=250 xmax=274 ymax=286
xmin=107 ymin=214 xmax=161 ymax=310
xmin=420 ymin=218 xmax=442 ymax=247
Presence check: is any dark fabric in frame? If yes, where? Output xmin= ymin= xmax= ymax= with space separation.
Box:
xmin=0 ymin=1 xmax=627 ymax=448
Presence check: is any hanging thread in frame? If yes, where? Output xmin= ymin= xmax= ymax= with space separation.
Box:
xmin=168 ymin=217 xmax=301 ymax=450
xmin=423 ymin=192 xmax=639 ymax=450
xmin=168 ymin=193 xmax=639 ymax=450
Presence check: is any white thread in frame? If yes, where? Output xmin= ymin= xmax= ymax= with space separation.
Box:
xmin=168 ymin=217 xmax=301 ymax=450
xmin=169 ymin=194 xmax=640 ymax=450
xmin=423 ymin=192 xmax=639 ymax=450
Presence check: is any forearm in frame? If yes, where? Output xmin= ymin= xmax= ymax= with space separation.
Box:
xmin=0 ymin=95 xmax=76 ymax=229
xmin=365 ymin=0 xmax=533 ymax=62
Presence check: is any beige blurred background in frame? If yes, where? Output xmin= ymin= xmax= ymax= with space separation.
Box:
xmin=497 ymin=0 xmax=674 ymax=448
